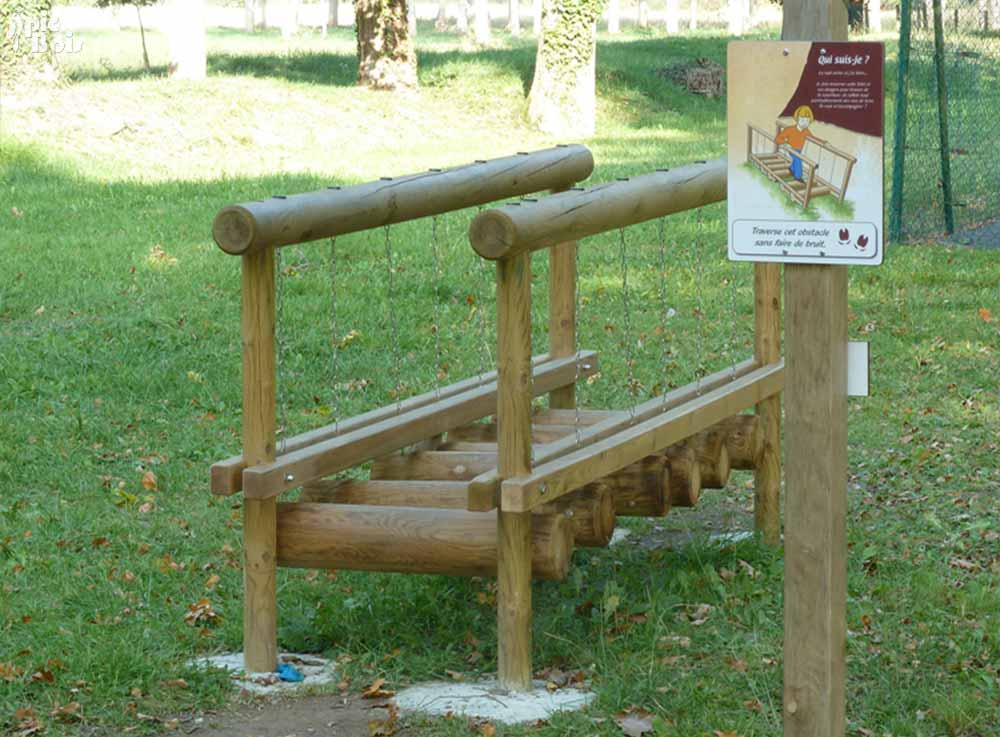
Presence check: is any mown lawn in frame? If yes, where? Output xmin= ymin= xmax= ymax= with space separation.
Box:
xmin=1 ymin=22 xmax=999 ymax=737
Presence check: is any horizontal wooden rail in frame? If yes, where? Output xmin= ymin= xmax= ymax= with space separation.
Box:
xmin=210 ymin=355 xmax=553 ymax=495
xmin=466 ymin=358 xmax=757 ymax=511
xmin=500 ymin=361 xmax=785 ymax=512
xmin=212 ymin=145 xmax=594 ymax=255
xmin=241 ymin=352 xmax=598 ymax=499
xmin=467 ymin=158 xmax=726 ymax=260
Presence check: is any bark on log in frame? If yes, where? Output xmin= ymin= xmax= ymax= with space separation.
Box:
xmin=276 ymin=503 xmax=574 ymax=579
xmin=596 ymin=455 xmax=670 ymax=517
xmin=687 ymin=429 xmax=731 ymax=489
xmin=716 ymin=414 xmax=762 ymax=470
xmin=537 ymin=484 xmax=616 ymax=546
xmin=663 ymin=445 xmax=701 ymax=507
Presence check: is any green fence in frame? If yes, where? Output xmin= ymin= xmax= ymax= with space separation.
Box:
xmin=890 ymin=0 xmax=1000 ymax=241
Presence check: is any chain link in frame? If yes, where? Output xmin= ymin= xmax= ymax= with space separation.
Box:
xmin=618 ymin=227 xmax=637 ymax=421
xmin=328 ymin=237 xmax=342 ymax=433
xmin=691 ymin=209 xmax=707 ymax=395
xmin=656 ymin=217 xmax=673 ymax=407
xmin=430 ymin=215 xmax=445 ymax=399
xmin=383 ymin=225 xmax=404 ymax=414
xmin=274 ymin=247 xmax=289 ymax=454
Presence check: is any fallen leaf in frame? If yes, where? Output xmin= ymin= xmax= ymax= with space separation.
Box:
xmin=480 ymin=722 xmax=496 ymax=736
xmin=141 ymin=471 xmax=157 ymax=491
xmin=614 ymin=709 xmax=654 ymax=737
xmin=361 ymin=677 xmax=395 ymax=699
xmin=183 ymin=598 xmax=220 ymax=627
xmin=162 ymin=678 xmax=188 ymax=689
xmin=714 ymin=731 xmax=742 ymax=737
xmin=978 ymin=307 xmax=993 ymax=322
xmin=205 ymin=573 xmax=220 ymax=590
xmin=50 ymin=701 xmax=81 ymax=722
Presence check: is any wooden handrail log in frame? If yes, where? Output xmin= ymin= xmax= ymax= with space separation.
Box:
xmin=468 ymin=158 xmax=727 ymax=260
xmin=500 ymin=361 xmax=785 ymax=512
xmin=212 ymin=145 xmax=595 ymax=255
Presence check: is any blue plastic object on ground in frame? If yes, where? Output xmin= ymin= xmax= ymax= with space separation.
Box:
xmin=276 ymin=662 xmax=305 ymax=682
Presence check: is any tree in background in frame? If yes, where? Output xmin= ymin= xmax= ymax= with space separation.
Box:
xmin=1 ymin=0 xmax=55 ymax=86
xmin=355 ymin=0 xmax=418 ymax=89
xmin=95 ymin=0 xmax=156 ymax=72
xmin=607 ymin=0 xmax=620 ymax=32
xmin=473 ymin=0 xmax=490 ymax=42
xmin=166 ymin=0 xmax=206 ymax=78
xmin=527 ymin=0 xmax=602 ymax=136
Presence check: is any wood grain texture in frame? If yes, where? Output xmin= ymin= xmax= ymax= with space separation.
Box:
xmin=783 ymin=264 xmax=848 ymax=737
xmin=468 ymin=159 xmax=726 ymax=259
xmin=501 ymin=362 xmax=785 ymax=512
xmin=446 ymin=422 xmax=575 ymax=444
xmin=241 ymin=351 xmax=597 ymax=499
xmin=536 ymin=484 xmax=616 ymax=546
xmin=467 ymin=359 xmax=758 ymax=510
xmin=213 ymin=145 xmax=594 ymax=255
xmin=717 ymin=414 xmax=764 ymax=470
xmin=299 ymin=479 xmax=470 ymax=507
xmin=370 ymin=451 xmax=499 ymax=480
xmin=276 ymin=503 xmax=573 ymax=579
xmin=548 ymin=240 xmax=577 ymax=409
xmin=754 ymin=262 xmax=782 ymax=544
xmin=596 ymin=455 xmax=669 ymax=517
xmin=211 ymin=360 xmax=541 ymax=495
xmin=687 ymin=429 xmax=731 ymax=489
xmin=663 ymin=445 xmax=701 ymax=507
xmin=240 ymin=249 xmax=278 ymax=673
xmin=496 ymin=252 xmax=534 ymax=691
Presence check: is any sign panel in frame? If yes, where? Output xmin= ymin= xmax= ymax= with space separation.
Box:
xmin=727 ymin=41 xmax=884 ymax=265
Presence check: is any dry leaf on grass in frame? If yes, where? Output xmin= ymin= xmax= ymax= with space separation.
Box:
xmin=614 ymin=709 xmax=654 ymax=736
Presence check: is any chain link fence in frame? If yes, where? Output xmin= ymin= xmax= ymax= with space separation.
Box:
xmin=890 ymin=0 xmax=1000 ymax=241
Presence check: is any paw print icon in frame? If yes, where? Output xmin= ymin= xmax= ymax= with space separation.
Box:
xmin=855 ymin=234 xmax=869 ymax=251
xmin=838 ymin=228 xmax=850 ymax=246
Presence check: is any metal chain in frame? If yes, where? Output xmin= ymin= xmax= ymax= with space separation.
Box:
xmin=692 ymin=209 xmax=707 ymax=395
xmin=430 ymin=215 xmax=445 ymax=399
xmin=572 ymin=244 xmax=583 ymax=447
xmin=656 ymin=217 xmax=673 ymax=407
xmin=328 ymin=236 xmax=342 ymax=433
xmin=383 ymin=225 xmax=404 ymax=413
xmin=727 ymin=242 xmax=742 ymax=380
xmin=618 ymin=227 xmax=637 ymax=421
xmin=274 ymin=247 xmax=289 ymax=454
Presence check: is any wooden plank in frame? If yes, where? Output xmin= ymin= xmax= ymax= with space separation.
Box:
xmin=531 ymin=408 xmax=621 ymax=426
xmin=211 ymin=356 xmax=551 ymax=496
xmin=468 ymin=159 xmax=726 ymax=260
xmin=754 ymin=263 xmax=782 ymax=545
xmin=240 ymin=249 xmax=278 ymax=673
xmin=548 ymin=239 xmax=578 ymax=409
xmin=500 ymin=362 xmax=785 ymax=512
xmin=495 ymin=252 xmax=534 ymax=692
xmin=467 ymin=359 xmax=758 ymax=511
xmin=213 ymin=145 xmax=595 ymax=255
xmin=783 ymin=264 xmax=848 ymax=737
xmin=299 ymin=479 xmax=471 ymax=507
xmin=241 ymin=352 xmax=598 ymax=499
xmin=447 ymin=422 xmax=577 ymax=443
xmin=371 ymin=451 xmax=498 ymax=480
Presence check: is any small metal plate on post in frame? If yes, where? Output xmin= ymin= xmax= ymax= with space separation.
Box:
xmin=847 ymin=341 xmax=870 ymax=397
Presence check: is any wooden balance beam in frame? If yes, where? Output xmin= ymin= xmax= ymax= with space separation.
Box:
xmin=213 ymin=145 xmax=595 ymax=256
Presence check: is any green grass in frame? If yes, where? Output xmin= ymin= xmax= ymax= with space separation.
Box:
xmin=2 ymin=23 xmax=1000 ymax=737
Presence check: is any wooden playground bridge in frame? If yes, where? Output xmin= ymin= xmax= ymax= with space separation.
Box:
xmin=747 ymin=120 xmax=857 ymax=209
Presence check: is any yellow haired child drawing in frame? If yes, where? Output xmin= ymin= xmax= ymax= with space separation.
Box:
xmin=775 ymin=105 xmax=826 ymax=181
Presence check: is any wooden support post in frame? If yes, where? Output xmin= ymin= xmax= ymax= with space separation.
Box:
xmin=754 ymin=263 xmax=781 ymax=545
xmin=548 ymin=239 xmax=577 ymax=410
xmin=782 ymin=6 xmax=848 ymax=736
xmin=241 ymin=248 xmax=278 ymax=674
xmin=496 ymin=252 xmax=534 ymax=692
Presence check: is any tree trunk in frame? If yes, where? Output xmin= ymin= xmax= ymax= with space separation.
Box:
xmin=328 ymin=0 xmax=339 ymax=29
xmin=409 ymin=0 xmax=418 ymax=36
xmin=474 ymin=0 xmax=491 ymax=42
xmin=533 ymin=0 xmax=541 ymax=32
xmin=356 ymin=0 xmax=418 ymax=89
xmin=689 ymin=0 xmax=696 ymax=29
xmin=167 ymin=0 xmax=207 ymax=80
xmin=457 ymin=0 xmax=470 ymax=31
xmin=728 ymin=0 xmax=743 ymax=34
xmin=638 ymin=0 xmax=648 ymax=27
xmin=245 ymin=0 xmax=256 ymax=32
xmin=869 ymin=0 xmax=880 ymax=31
xmin=509 ymin=0 xmax=521 ymax=35
xmin=527 ymin=0 xmax=600 ymax=137
xmin=607 ymin=0 xmax=620 ymax=32
xmin=260 ymin=0 xmax=267 ymax=28
xmin=665 ymin=0 xmax=679 ymax=32
xmin=136 ymin=5 xmax=151 ymax=71
xmin=435 ymin=1 xmax=448 ymax=29
xmin=281 ymin=0 xmax=299 ymax=37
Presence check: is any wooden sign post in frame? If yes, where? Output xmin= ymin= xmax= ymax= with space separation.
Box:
xmin=782 ymin=2 xmax=849 ymax=736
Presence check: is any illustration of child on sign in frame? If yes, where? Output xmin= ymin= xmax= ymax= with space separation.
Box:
xmin=775 ymin=105 xmax=826 ymax=181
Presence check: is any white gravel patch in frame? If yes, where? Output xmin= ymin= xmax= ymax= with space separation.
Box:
xmin=188 ymin=652 xmax=336 ymax=694
xmin=394 ymin=679 xmax=594 ymax=723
